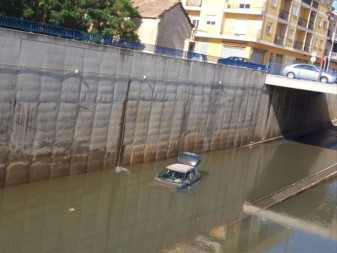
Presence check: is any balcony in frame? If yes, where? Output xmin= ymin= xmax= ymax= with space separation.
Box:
xmin=331 ymin=52 xmax=337 ymax=61
xmin=308 ymin=21 xmax=314 ymax=30
xmin=274 ymin=35 xmax=285 ymax=45
xmin=279 ymin=10 xmax=289 ymax=21
xmin=293 ymin=40 xmax=303 ymax=50
xmin=183 ymin=0 xmax=202 ymax=10
xmin=195 ymin=29 xmax=261 ymax=41
xmin=186 ymin=0 xmax=202 ymax=6
xmin=297 ymin=17 xmax=308 ymax=28
xmin=302 ymin=0 xmax=318 ymax=9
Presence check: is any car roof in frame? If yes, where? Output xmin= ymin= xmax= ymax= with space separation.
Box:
xmin=290 ymin=63 xmax=314 ymax=67
xmin=166 ymin=163 xmax=194 ymax=173
xmin=227 ymin=56 xmax=249 ymax=60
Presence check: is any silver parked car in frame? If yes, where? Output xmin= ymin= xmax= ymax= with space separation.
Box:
xmin=281 ymin=63 xmax=337 ymax=83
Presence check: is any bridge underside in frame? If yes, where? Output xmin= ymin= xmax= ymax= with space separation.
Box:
xmin=266 ymin=75 xmax=337 ymax=95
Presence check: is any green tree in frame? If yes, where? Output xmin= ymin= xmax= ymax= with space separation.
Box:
xmin=0 ymin=0 xmax=32 ymax=18
xmin=31 ymin=0 xmax=140 ymax=40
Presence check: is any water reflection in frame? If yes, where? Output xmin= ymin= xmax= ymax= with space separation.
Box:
xmin=0 ymin=139 xmax=336 ymax=253
xmin=271 ymin=179 xmax=337 ymax=237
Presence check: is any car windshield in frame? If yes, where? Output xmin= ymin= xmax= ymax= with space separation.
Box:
xmin=228 ymin=57 xmax=249 ymax=62
xmin=157 ymin=168 xmax=185 ymax=184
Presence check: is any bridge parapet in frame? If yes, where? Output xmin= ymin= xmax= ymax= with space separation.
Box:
xmin=265 ymin=75 xmax=337 ymax=95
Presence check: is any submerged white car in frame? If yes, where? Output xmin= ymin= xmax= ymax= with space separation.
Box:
xmin=154 ymin=152 xmax=201 ymax=189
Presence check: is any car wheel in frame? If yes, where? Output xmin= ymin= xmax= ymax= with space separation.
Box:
xmin=287 ymin=72 xmax=295 ymax=79
xmin=320 ymin=76 xmax=328 ymax=83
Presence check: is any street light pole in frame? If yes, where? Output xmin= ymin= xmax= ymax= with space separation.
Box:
xmin=327 ymin=24 xmax=337 ymax=70
xmin=326 ymin=10 xmax=337 ymax=71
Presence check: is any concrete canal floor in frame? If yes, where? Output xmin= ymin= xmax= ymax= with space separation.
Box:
xmin=0 ymin=127 xmax=336 ymax=253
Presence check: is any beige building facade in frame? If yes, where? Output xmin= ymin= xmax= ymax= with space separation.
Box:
xmin=182 ymin=0 xmax=333 ymax=71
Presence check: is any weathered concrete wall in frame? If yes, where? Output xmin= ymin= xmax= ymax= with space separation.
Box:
xmin=0 ymin=28 xmax=336 ymax=187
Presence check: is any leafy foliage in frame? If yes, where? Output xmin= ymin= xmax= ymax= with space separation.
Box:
xmin=0 ymin=0 xmax=140 ymax=40
xmin=0 ymin=0 xmax=32 ymax=18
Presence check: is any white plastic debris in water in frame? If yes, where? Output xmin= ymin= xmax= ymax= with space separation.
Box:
xmin=114 ymin=166 xmax=129 ymax=173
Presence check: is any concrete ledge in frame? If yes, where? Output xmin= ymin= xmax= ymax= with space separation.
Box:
xmin=252 ymin=163 xmax=337 ymax=210
xmin=265 ymin=74 xmax=337 ymax=95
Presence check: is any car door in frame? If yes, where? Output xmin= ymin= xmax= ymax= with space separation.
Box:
xmin=297 ymin=65 xmax=319 ymax=81
xmin=185 ymin=169 xmax=197 ymax=184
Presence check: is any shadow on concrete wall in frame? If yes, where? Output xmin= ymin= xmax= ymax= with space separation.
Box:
xmin=267 ymin=85 xmax=334 ymax=143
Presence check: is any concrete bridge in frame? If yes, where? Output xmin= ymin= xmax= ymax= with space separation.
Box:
xmin=266 ymin=74 xmax=337 ymax=95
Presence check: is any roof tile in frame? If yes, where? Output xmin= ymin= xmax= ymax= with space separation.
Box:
xmin=132 ymin=0 xmax=181 ymax=18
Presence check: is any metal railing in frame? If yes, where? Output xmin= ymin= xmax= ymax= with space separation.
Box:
xmin=303 ymin=43 xmax=310 ymax=52
xmin=0 ymin=15 xmax=270 ymax=71
xmin=302 ymin=0 xmax=312 ymax=6
xmin=279 ymin=10 xmax=289 ymax=21
xmin=0 ymin=15 xmax=187 ymax=57
xmin=308 ymin=21 xmax=314 ymax=30
xmin=302 ymin=0 xmax=319 ymax=9
xmin=0 ymin=15 xmax=104 ymax=43
xmin=186 ymin=0 xmax=202 ymax=7
xmin=297 ymin=17 xmax=308 ymax=28
xmin=293 ymin=40 xmax=303 ymax=50
xmin=217 ymin=30 xmax=261 ymax=39
xmin=274 ymin=35 xmax=285 ymax=45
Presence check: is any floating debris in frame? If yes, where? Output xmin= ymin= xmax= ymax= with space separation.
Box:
xmin=114 ymin=166 xmax=129 ymax=174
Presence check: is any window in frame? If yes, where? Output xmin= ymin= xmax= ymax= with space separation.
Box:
xmin=292 ymin=5 xmax=298 ymax=16
xmin=233 ymin=19 xmax=247 ymax=36
xmin=318 ymin=17 xmax=322 ymax=27
xmin=239 ymin=0 xmax=251 ymax=8
xmin=270 ymin=0 xmax=277 ymax=7
xmin=314 ymin=38 xmax=318 ymax=48
xmin=287 ymin=29 xmax=293 ymax=40
xmin=206 ymin=15 xmax=216 ymax=25
xmin=186 ymin=0 xmax=202 ymax=7
xmin=266 ymin=22 xmax=273 ymax=34
xmin=323 ymin=21 xmax=328 ymax=29
xmin=191 ymin=16 xmax=200 ymax=28
xmin=319 ymin=40 xmax=324 ymax=49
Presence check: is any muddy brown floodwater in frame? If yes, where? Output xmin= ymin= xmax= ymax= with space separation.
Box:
xmin=0 ymin=127 xmax=336 ymax=253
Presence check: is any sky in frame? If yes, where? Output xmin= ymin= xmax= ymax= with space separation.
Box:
xmin=333 ymin=0 xmax=337 ymax=10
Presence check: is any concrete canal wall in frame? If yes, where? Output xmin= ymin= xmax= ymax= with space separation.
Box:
xmin=0 ymin=28 xmax=337 ymax=187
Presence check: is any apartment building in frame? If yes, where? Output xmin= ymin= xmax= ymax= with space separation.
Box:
xmin=181 ymin=0 xmax=333 ymax=71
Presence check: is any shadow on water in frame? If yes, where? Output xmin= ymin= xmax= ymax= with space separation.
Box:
xmin=294 ymin=125 xmax=337 ymax=151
